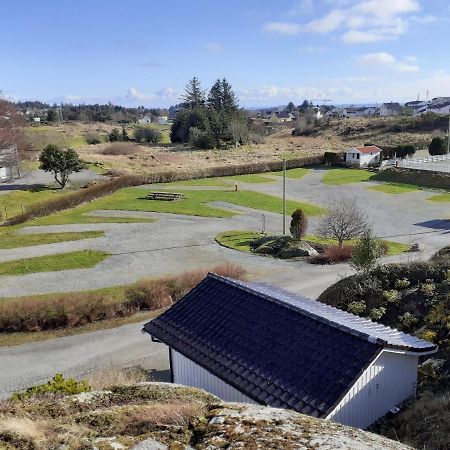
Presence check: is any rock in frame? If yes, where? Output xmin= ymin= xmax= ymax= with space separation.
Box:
xmin=131 ymin=438 xmax=167 ymax=450
xmin=408 ymin=243 xmax=420 ymax=252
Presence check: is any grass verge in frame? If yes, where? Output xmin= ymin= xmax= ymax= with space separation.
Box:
xmin=228 ymin=174 xmax=275 ymax=183
xmin=322 ymin=168 xmax=374 ymax=185
xmin=268 ymin=167 xmax=310 ymax=179
xmin=429 ymin=192 xmax=450 ymax=203
xmin=0 ymin=231 xmax=104 ymax=249
xmin=367 ymin=183 xmax=420 ymax=194
xmin=0 ymin=250 xmax=110 ymax=276
xmin=216 ymin=230 xmax=409 ymax=256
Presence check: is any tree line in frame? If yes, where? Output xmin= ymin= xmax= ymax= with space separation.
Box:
xmin=170 ymin=77 xmax=258 ymax=149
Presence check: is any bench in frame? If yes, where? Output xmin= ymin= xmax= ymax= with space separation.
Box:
xmin=145 ymin=192 xmax=184 ymax=201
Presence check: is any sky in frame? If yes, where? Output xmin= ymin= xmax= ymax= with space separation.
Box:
xmin=1 ymin=0 xmax=450 ymax=107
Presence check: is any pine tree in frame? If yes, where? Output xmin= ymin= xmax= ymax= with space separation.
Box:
xmin=208 ymin=79 xmax=223 ymax=110
xmin=221 ymin=78 xmax=238 ymax=111
xmin=181 ymin=77 xmax=205 ymax=109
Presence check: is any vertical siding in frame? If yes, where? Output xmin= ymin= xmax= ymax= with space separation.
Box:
xmin=327 ymin=350 xmax=418 ymax=429
xmin=171 ymin=350 xmax=258 ymax=404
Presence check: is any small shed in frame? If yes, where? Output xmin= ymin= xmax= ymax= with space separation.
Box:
xmin=345 ymin=145 xmax=382 ymax=167
xmin=144 ymin=274 xmax=436 ymax=429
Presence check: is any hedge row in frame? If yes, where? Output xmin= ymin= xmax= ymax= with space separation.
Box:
xmin=3 ymin=154 xmax=324 ymax=226
xmin=372 ymin=168 xmax=450 ymax=190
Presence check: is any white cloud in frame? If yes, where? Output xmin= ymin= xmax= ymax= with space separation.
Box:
xmin=292 ymin=0 xmax=423 ymax=43
xmin=263 ymin=22 xmax=301 ymax=35
xmin=358 ymin=52 xmax=419 ymax=72
xmin=206 ymin=42 xmax=223 ymax=53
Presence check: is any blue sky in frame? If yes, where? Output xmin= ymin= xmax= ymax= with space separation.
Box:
xmin=1 ymin=0 xmax=449 ymax=107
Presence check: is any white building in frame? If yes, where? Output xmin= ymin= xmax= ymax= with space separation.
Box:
xmin=144 ymin=274 xmax=437 ymax=430
xmin=345 ymin=145 xmax=382 ymax=167
xmin=380 ymin=102 xmax=402 ymax=116
xmin=138 ymin=115 xmax=152 ymax=124
xmin=157 ymin=116 xmax=168 ymax=125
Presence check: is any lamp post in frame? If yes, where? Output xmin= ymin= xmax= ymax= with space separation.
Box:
xmin=282 ymin=159 xmax=286 ymax=235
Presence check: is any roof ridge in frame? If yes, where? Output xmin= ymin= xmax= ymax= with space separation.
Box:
xmin=206 ymin=273 xmax=436 ymax=353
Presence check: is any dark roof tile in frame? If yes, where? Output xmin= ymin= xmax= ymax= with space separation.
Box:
xmin=144 ymin=274 xmax=436 ymax=418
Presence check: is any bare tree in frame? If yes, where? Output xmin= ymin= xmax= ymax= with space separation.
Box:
xmin=229 ymin=119 xmax=249 ymax=148
xmin=318 ymin=197 xmax=369 ymax=247
xmin=0 ymin=99 xmax=22 ymax=149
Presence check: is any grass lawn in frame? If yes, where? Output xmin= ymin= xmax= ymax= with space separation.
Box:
xmin=0 ymin=188 xmax=68 ymax=219
xmin=322 ymin=169 xmax=374 ymax=185
xmin=0 ymin=250 xmax=110 ymax=276
xmin=268 ymin=168 xmax=311 ymax=179
xmin=215 ymin=230 xmax=409 ymax=256
xmin=161 ymin=178 xmax=231 ymax=188
xmin=215 ymin=230 xmax=260 ymax=252
xmin=26 ymin=187 xmax=323 ymax=225
xmin=0 ymin=231 xmax=104 ymax=249
xmin=429 ymin=192 xmax=450 ymax=203
xmin=367 ymin=183 xmax=420 ymax=194
xmin=228 ymin=174 xmax=275 ymax=183
xmin=303 ymin=235 xmax=409 ymax=256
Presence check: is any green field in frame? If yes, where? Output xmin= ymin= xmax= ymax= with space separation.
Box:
xmin=429 ymin=192 xmax=450 ymax=203
xmin=0 ymin=250 xmax=110 ymax=276
xmin=367 ymin=183 xmax=420 ymax=194
xmin=268 ymin=168 xmax=311 ymax=179
xmin=0 ymin=231 xmax=104 ymax=249
xmin=216 ymin=230 xmax=409 ymax=256
xmin=0 ymin=188 xmax=68 ymax=220
xmin=322 ymin=169 xmax=374 ymax=185
xmin=228 ymin=174 xmax=275 ymax=184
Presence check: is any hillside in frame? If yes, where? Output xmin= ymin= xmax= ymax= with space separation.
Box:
xmin=0 ymin=382 xmax=411 ymax=450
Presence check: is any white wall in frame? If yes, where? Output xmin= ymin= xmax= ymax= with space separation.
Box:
xmin=171 ymin=349 xmax=259 ymax=404
xmin=327 ymin=350 xmax=418 ymax=429
xmin=346 ymin=151 xmax=380 ymax=167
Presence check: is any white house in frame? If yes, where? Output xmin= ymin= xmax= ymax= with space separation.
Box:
xmin=157 ymin=116 xmax=168 ymax=125
xmin=138 ymin=115 xmax=152 ymax=124
xmin=345 ymin=145 xmax=382 ymax=167
xmin=355 ymin=106 xmax=379 ymax=117
xmin=144 ymin=274 xmax=437 ymax=430
xmin=429 ymin=101 xmax=450 ymax=115
xmin=380 ymin=102 xmax=402 ymax=116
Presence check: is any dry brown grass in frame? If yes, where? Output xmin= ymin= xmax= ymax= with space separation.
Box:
xmin=101 ymin=142 xmax=141 ymax=155
xmin=87 ymin=367 xmax=149 ymax=390
xmin=0 ymin=263 xmax=246 ymax=334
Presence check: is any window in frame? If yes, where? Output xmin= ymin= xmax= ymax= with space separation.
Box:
xmin=356 ymin=154 xmax=360 ymax=159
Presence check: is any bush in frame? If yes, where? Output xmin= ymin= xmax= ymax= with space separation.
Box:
xmin=189 ymin=127 xmax=215 ymax=149
xmin=134 ymin=126 xmax=162 ymax=144
xmin=0 ymin=264 xmax=246 ymax=333
xmin=12 ymin=373 xmax=90 ymax=400
xmin=394 ymin=278 xmax=411 ymax=289
xmin=84 ymin=132 xmax=102 ymax=145
xmin=429 ymin=136 xmax=448 ymax=156
xmin=382 ymin=289 xmax=400 ymax=303
xmin=324 ymin=152 xmax=344 ymax=165
xmin=347 ymin=301 xmax=366 ymax=315
xmin=350 ymin=231 xmax=383 ymax=273
xmin=324 ymin=245 xmax=353 ymax=263
xmin=102 ymin=142 xmax=140 ymax=155
xmin=108 ymin=128 xmax=122 ymax=142
xmin=372 ymin=168 xmax=450 ymax=191
xmin=289 ymin=209 xmax=308 ymax=239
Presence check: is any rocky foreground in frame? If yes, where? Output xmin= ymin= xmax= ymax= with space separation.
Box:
xmin=0 ymin=382 xmax=411 ymax=449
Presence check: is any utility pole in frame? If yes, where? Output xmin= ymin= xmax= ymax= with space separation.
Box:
xmin=282 ymin=159 xmax=286 ymax=235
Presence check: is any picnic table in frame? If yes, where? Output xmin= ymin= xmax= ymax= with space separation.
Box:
xmin=145 ymin=191 xmax=184 ymax=201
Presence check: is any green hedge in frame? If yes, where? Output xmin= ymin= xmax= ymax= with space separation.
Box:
xmin=373 ymin=168 xmax=450 ymax=190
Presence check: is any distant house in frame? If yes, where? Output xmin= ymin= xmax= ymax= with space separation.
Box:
xmin=380 ymin=102 xmax=402 ymax=116
xmin=429 ymin=101 xmax=450 ymax=115
xmin=157 ymin=116 xmax=168 ymax=125
xmin=138 ymin=115 xmax=152 ymax=124
xmin=355 ymin=106 xmax=379 ymax=117
xmin=268 ymin=111 xmax=294 ymax=123
xmin=345 ymin=145 xmax=382 ymax=167
xmin=343 ymin=107 xmax=359 ymax=118
xmin=144 ymin=274 xmax=436 ymax=430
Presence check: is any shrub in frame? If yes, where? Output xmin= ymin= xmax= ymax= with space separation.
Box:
xmin=347 ymin=301 xmax=366 ymax=315
xmin=350 ymin=231 xmax=383 ymax=274
xmin=394 ymin=278 xmax=411 ymax=290
xmin=369 ymin=307 xmax=386 ymax=320
xmin=0 ymin=264 xmax=246 ymax=333
xmin=249 ymin=132 xmax=265 ymax=144
xmin=324 ymin=244 xmax=353 ymax=263
xmin=84 ymin=132 xmax=102 ymax=145
xmin=189 ymin=127 xmax=215 ymax=149
xmin=431 ymin=246 xmax=450 ymax=264
xmin=420 ymin=329 xmax=437 ymax=342
xmin=428 ymin=136 xmax=448 ymax=156
xmin=382 ymin=289 xmax=400 ymax=303
xmin=102 ymin=142 xmax=140 ymax=155
xmin=108 ymin=128 xmax=122 ymax=142
xmin=134 ymin=126 xmax=162 ymax=144
xmin=398 ymin=312 xmax=419 ymax=328
xmin=419 ymin=282 xmax=436 ymax=297
xmin=12 ymin=373 xmax=90 ymax=400
xmin=289 ymin=209 xmax=308 ymax=239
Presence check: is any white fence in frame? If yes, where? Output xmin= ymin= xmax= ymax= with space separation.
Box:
xmin=396 ymin=154 xmax=450 ymax=173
